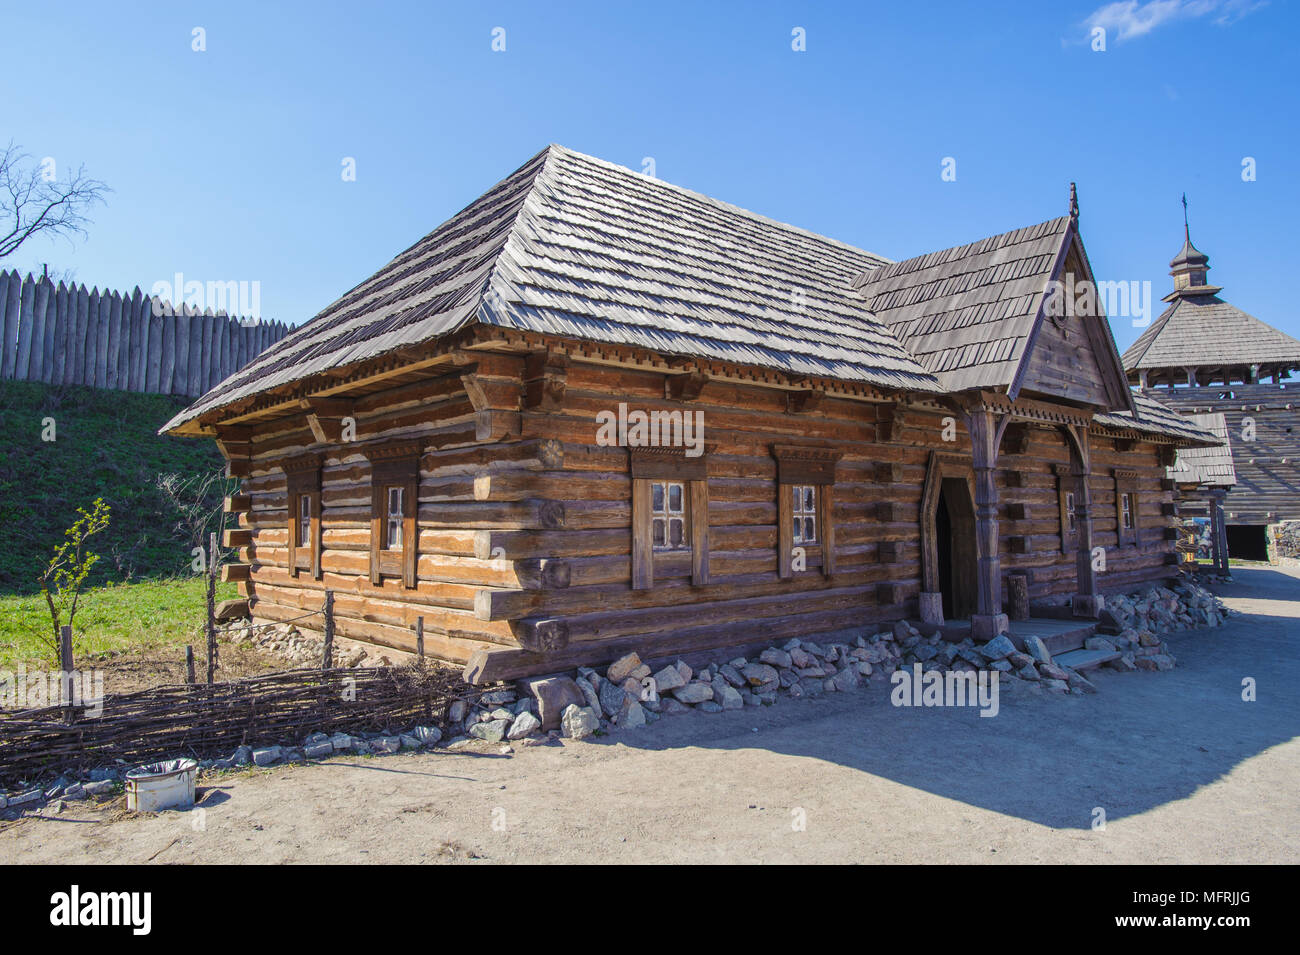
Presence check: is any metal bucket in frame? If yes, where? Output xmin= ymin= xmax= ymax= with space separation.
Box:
xmin=125 ymin=758 xmax=198 ymax=812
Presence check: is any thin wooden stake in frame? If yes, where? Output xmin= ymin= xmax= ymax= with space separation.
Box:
xmin=59 ymin=624 xmax=74 ymax=724
xmin=206 ymin=530 xmax=218 ymax=685
xmin=185 ymin=645 xmax=195 ymax=685
xmin=415 ymin=616 xmax=425 ymax=661
xmin=321 ymin=590 xmax=334 ymax=670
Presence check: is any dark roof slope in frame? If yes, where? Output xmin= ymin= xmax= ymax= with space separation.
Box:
xmin=852 ymin=217 xmax=1072 ymax=393
xmin=1094 ymin=392 xmax=1220 ymax=446
xmin=1169 ymin=412 xmax=1236 ymax=485
xmin=1122 ymin=293 xmax=1300 ymax=369
xmin=163 ymin=145 xmax=941 ymax=433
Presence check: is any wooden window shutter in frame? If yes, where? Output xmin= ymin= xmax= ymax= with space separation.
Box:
xmin=631 ymin=478 xmax=653 ymax=590
xmin=402 ymin=473 xmax=418 ymax=589
xmin=690 ymin=479 xmax=709 ymax=586
xmin=369 ymin=480 xmax=383 ymax=586
xmin=819 ymin=484 xmax=836 ymax=577
xmin=777 ymin=484 xmax=794 ymax=579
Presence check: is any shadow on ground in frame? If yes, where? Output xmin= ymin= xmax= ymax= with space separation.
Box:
xmin=586 ymin=566 xmax=1300 ymax=830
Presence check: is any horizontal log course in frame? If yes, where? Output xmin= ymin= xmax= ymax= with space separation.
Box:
xmin=221 ymin=563 xmax=252 ymax=582
xmin=465 ymin=601 xmax=900 ymax=684
xmin=223 ymin=528 xmax=253 ymax=547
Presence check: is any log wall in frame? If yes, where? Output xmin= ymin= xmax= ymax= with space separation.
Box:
xmin=226 ymin=351 xmax=1181 ymax=683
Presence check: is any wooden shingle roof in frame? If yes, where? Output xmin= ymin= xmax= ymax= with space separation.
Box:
xmin=1168 ymin=412 xmax=1236 ymax=485
xmin=163 ymin=145 xmax=942 ymax=433
xmin=852 ymin=217 xmax=1073 ymax=393
xmin=1094 ymin=392 xmax=1220 ymax=446
xmin=1122 ymin=292 xmax=1300 ymax=370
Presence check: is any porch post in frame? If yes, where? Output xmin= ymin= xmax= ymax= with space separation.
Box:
xmin=1070 ymin=426 xmax=1103 ymax=618
xmin=968 ymin=408 xmax=1008 ymax=640
xmin=1209 ymin=489 xmax=1229 ymax=575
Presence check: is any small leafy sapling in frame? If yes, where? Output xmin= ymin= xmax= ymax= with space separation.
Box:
xmin=38 ymin=497 xmax=111 ymax=663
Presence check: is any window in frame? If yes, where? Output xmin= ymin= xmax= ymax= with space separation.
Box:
xmin=651 ymin=481 xmax=689 ymax=550
xmin=792 ymin=484 xmax=817 ymax=544
xmin=1113 ymin=468 xmax=1139 ymax=547
xmin=365 ymin=442 xmax=422 ymax=588
xmin=772 ymin=445 xmax=841 ymax=579
xmin=298 ymin=494 xmax=312 ymax=548
xmin=283 ymin=456 xmax=323 ymax=579
xmin=630 ymin=447 xmax=708 ymax=589
xmin=1054 ymin=464 xmax=1080 ymax=553
xmin=385 ymin=486 xmax=404 ymax=549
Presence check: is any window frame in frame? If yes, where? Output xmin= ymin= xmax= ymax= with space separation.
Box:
xmin=630 ymin=447 xmax=708 ymax=590
xmin=1113 ymin=468 xmax=1140 ymax=547
xmin=772 ymin=445 xmax=841 ymax=579
xmin=365 ymin=442 xmax=422 ymax=588
xmin=650 ymin=479 xmax=690 ymax=552
xmin=283 ymin=456 xmax=323 ymax=580
xmin=1054 ymin=463 xmax=1080 ymax=554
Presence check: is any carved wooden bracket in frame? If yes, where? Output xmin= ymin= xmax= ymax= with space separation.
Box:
xmin=300 ymin=397 xmax=354 ymax=444
xmin=877 ymin=402 xmax=908 ymax=443
xmin=665 ymin=370 xmax=709 ymax=401
xmin=786 ymin=389 xmax=824 ymax=414
xmin=523 ymin=352 xmax=568 ymax=411
xmin=1001 ymin=422 xmax=1031 ymax=456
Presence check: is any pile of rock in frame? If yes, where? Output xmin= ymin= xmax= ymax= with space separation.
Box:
xmin=526 ymin=632 xmax=899 ymax=738
xmin=232 ymin=620 xmax=388 ymax=669
xmin=1104 ymin=580 xmax=1230 ymax=634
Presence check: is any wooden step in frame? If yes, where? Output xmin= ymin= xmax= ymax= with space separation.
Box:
xmin=1053 ymin=648 xmax=1121 ymax=672
xmin=1040 ymin=624 xmax=1096 ymax=656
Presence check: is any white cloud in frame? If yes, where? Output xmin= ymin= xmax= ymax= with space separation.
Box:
xmin=1083 ymin=0 xmax=1266 ymax=42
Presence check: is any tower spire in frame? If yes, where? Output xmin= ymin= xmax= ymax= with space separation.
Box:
xmin=1182 ymin=192 xmax=1189 ymax=241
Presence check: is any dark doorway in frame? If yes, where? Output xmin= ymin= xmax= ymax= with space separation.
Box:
xmin=936 ymin=477 xmax=977 ymax=619
xmin=1226 ymin=524 xmax=1268 ymax=562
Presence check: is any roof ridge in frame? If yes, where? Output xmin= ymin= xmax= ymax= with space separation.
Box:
xmin=857 ymin=214 xmax=1072 ymax=285
xmin=544 ymin=144 xmax=893 ymax=265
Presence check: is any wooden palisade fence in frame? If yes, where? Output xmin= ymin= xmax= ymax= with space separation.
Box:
xmin=0 ymin=269 xmax=290 ymax=398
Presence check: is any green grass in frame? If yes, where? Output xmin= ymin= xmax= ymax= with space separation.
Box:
xmin=0 ymin=576 xmax=237 ymax=669
xmin=0 ymin=379 xmax=227 ymax=594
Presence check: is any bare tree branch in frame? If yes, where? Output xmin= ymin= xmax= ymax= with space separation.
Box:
xmin=0 ymin=141 xmax=110 ymax=261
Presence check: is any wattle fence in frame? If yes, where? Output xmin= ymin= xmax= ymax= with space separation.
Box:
xmin=0 ymin=269 xmax=291 ymax=398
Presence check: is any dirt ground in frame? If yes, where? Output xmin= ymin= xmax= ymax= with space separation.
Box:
xmin=72 ymin=639 xmax=299 ymax=696
xmin=3 ymin=566 xmax=1297 ymax=864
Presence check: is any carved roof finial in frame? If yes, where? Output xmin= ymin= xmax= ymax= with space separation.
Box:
xmin=1069 ymin=182 xmax=1079 ymax=222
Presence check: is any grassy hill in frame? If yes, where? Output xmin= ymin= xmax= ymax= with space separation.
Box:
xmin=0 ymin=379 xmax=229 ymax=594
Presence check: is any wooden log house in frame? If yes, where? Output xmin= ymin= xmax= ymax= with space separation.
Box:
xmin=162 ymin=145 xmax=1217 ymax=683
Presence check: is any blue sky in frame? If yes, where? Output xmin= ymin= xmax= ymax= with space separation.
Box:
xmin=2 ymin=0 xmax=1295 ymax=353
